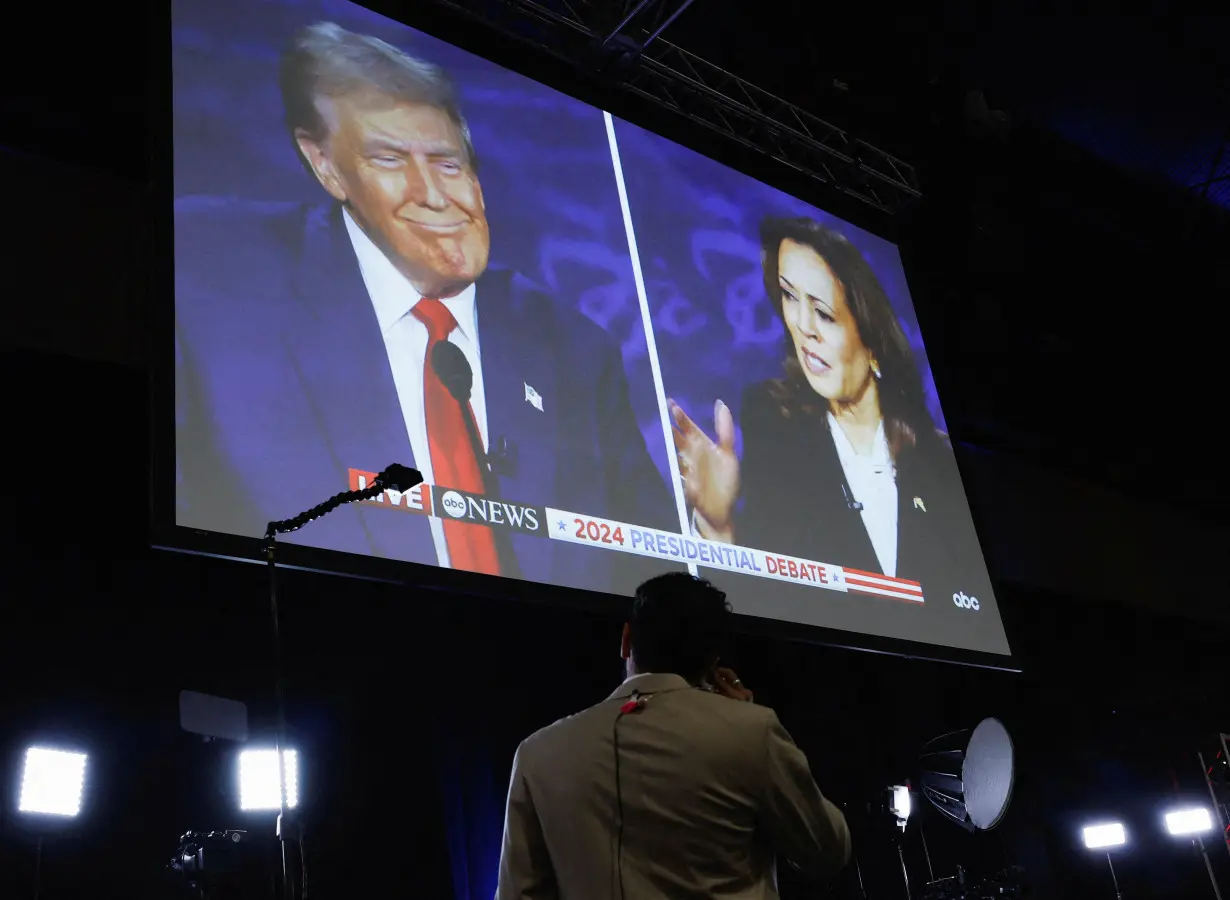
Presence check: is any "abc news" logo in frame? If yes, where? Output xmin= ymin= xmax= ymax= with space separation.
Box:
xmin=952 ymin=591 xmax=980 ymax=611
xmin=439 ymin=490 xmax=541 ymax=532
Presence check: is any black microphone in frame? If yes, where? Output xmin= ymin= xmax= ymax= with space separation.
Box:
xmin=431 ymin=340 xmax=473 ymax=407
xmin=375 ymin=463 xmax=423 ymax=493
xmin=429 ymin=341 xmax=520 ymax=577
xmin=431 ymin=342 xmax=489 ymax=486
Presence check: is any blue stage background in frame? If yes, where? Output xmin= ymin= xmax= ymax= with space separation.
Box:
xmin=613 ymin=117 xmax=946 ymax=462
xmin=171 ymin=0 xmax=672 ymax=491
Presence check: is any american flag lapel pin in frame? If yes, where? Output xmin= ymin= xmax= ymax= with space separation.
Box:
xmin=524 ymin=383 xmax=543 ymax=412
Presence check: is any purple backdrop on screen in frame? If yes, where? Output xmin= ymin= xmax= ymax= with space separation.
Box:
xmin=611 ymin=118 xmax=946 ymax=454
xmin=170 ymin=0 xmax=671 ymax=483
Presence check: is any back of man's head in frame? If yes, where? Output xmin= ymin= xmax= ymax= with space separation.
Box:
xmin=629 ymin=573 xmax=731 ymax=681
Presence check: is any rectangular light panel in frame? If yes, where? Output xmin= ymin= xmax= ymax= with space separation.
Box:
xmin=239 ymin=748 xmax=299 ymax=811
xmin=19 ymin=747 xmax=87 ymax=817
xmin=889 ymin=785 xmax=912 ymax=821
xmin=1165 ymin=807 xmax=1214 ymax=836
xmin=1083 ymin=822 xmax=1127 ymax=849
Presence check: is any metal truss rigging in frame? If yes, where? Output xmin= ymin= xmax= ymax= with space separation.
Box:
xmin=429 ymin=0 xmax=922 ymax=215
xmin=1193 ymin=122 xmax=1229 ymax=209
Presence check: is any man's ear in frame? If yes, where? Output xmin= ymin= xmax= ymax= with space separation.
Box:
xmin=294 ymin=128 xmax=347 ymax=203
xmin=620 ymin=622 xmax=632 ymax=661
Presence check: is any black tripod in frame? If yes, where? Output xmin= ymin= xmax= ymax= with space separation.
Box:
xmin=262 ymin=464 xmax=422 ymax=900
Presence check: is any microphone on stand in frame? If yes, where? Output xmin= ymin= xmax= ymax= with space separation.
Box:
xmin=262 ymin=459 xmax=421 ymax=900
xmin=375 ymin=464 xmax=424 ymax=493
xmin=430 ymin=340 xmax=520 ymax=576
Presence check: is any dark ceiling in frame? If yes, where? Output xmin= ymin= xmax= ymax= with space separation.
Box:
xmin=666 ymin=1 xmax=1230 ymax=207
xmin=3 ymin=1 xmax=1229 ymax=515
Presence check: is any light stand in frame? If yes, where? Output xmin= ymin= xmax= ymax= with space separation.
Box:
xmin=887 ymin=785 xmax=913 ymax=900
xmin=1082 ymin=823 xmax=1127 ymax=899
xmin=1105 ymin=852 xmax=1123 ymax=900
xmin=918 ymin=816 xmax=935 ymax=882
xmin=17 ymin=746 xmax=88 ymax=900
xmin=1195 ymin=836 xmax=1225 ymax=900
xmin=1164 ymin=807 xmax=1224 ymax=900
xmin=262 ymin=463 xmax=422 ymax=900
xmin=896 ymin=838 xmax=912 ymax=900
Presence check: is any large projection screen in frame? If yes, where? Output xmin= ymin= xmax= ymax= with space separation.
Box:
xmin=169 ymin=0 xmax=1011 ymax=659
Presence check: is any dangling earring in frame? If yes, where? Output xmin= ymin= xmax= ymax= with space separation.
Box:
xmin=870 ymin=357 xmax=882 ymax=380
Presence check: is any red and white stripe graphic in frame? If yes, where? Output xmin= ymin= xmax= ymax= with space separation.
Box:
xmin=844 ymin=568 xmax=925 ymax=604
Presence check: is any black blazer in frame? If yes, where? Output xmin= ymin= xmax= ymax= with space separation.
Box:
xmin=734 ymin=380 xmax=988 ymax=604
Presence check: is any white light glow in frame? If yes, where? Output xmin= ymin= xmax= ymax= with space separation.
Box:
xmin=1165 ymin=807 xmax=1214 ymax=836
xmin=889 ymin=785 xmax=912 ymax=821
xmin=19 ymin=747 xmax=87 ymax=817
xmin=1083 ymin=822 xmax=1127 ymax=849
xmin=238 ymin=748 xmax=299 ymax=811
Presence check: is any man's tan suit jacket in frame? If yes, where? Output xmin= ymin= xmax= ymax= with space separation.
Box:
xmin=497 ymin=672 xmax=851 ymax=899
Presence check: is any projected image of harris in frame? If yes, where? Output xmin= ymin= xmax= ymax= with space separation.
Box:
xmin=671 ymin=218 xmax=957 ymax=573
xmin=612 ymin=120 xmax=1007 ymax=654
xmin=173 ymin=7 xmax=678 ymax=593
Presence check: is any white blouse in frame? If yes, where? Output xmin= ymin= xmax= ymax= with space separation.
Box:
xmin=827 ymin=413 xmax=898 ymax=577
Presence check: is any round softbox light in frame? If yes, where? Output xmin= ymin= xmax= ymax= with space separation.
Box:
xmin=918 ymin=717 xmax=1015 ymax=832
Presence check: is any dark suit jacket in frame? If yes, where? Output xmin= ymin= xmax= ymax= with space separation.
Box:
xmin=714 ymin=380 xmax=999 ymax=648
xmin=174 ymin=198 xmax=678 ymax=595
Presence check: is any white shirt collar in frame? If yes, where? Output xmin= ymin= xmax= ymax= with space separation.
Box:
xmin=827 ymin=412 xmax=891 ymax=466
xmin=342 ymin=207 xmax=478 ymax=340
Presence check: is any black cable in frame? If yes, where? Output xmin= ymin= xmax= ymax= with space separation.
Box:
xmin=611 ymin=688 xmax=695 ymax=899
xmin=613 ymin=708 xmax=629 ymax=900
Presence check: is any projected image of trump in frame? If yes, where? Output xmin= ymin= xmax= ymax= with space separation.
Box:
xmin=174 ymin=22 xmax=677 ymax=592
xmin=669 ymin=217 xmax=976 ymax=592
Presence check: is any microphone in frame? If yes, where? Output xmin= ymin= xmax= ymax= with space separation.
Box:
xmin=431 ymin=340 xmax=473 ymax=406
xmin=431 ymin=342 xmax=518 ymax=476
xmin=620 ymin=691 xmax=648 ymax=715
xmin=430 ymin=342 xmax=489 ymax=487
xmin=429 ymin=340 xmax=520 ymax=577
xmin=375 ymin=463 xmax=423 ymax=493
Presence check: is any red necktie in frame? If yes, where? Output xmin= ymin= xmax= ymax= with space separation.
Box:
xmin=412 ymin=297 xmax=501 ymax=576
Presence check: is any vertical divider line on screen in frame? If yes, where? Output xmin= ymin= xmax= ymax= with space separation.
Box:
xmin=602 ymin=112 xmax=697 ymax=577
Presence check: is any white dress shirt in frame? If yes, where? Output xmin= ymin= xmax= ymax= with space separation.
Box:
xmin=827 ymin=413 xmax=898 ymax=577
xmin=344 ymin=209 xmax=488 ymax=569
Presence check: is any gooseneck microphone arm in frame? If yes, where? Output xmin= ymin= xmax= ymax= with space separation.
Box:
xmin=264 ymin=464 xmax=421 ymax=538
xmin=263 ymin=463 xmax=422 ymax=900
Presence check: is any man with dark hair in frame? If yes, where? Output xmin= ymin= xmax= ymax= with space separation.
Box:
xmin=498 ymin=573 xmax=851 ymax=898
xmin=175 ymin=23 xmax=677 ymax=592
